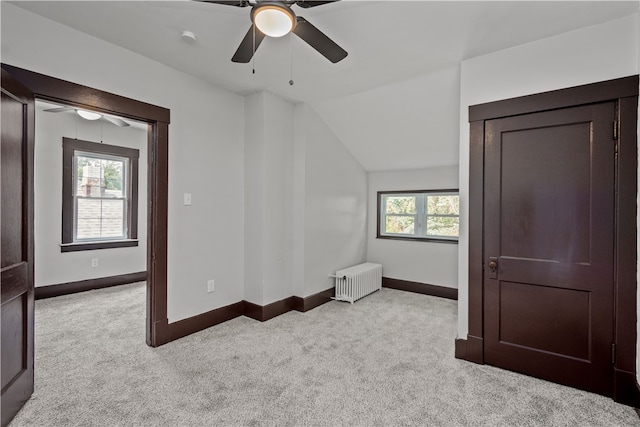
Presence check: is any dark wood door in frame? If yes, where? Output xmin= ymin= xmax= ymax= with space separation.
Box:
xmin=484 ymin=101 xmax=616 ymax=396
xmin=1 ymin=69 xmax=35 ymax=426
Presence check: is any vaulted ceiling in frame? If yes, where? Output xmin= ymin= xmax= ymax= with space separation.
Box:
xmin=10 ymin=1 xmax=640 ymax=170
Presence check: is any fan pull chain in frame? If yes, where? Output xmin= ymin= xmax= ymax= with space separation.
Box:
xmin=252 ymin=25 xmax=256 ymax=74
xmin=75 ymin=110 xmax=78 ymax=140
xmin=289 ymin=32 xmax=294 ymax=86
xmin=100 ymin=121 xmax=104 ymax=143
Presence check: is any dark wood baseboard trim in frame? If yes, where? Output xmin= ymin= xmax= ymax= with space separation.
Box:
xmin=243 ymin=280 xmax=455 ymax=323
xmin=244 ymin=289 xmax=339 ymax=321
xmin=293 ymin=287 xmax=335 ymax=312
xmin=260 ymin=297 xmax=294 ymax=321
xmin=245 ymin=287 xmax=336 ymax=321
xmin=35 ymin=271 xmax=147 ymax=300
xmin=155 ymin=288 xmax=338 ymax=345
xmin=382 ymin=277 xmax=458 ymax=300
xmin=466 ymin=335 xmax=484 ymax=364
xmin=454 ymin=335 xmax=484 ymax=364
xmin=243 ymin=300 xmax=263 ymax=321
xmin=614 ymin=368 xmax=640 ymax=407
xmin=454 ymin=338 xmax=468 ymax=360
xmin=244 ymin=297 xmax=296 ymax=322
xmin=166 ymin=301 xmax=244 ymax=343
xmin=151 ymin=319 xmax=171 ymax=347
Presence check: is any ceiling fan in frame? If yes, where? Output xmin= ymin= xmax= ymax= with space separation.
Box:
xmin=199 ymin=0 xmax=348 ymax=63
xmin=43 ymin=106 xmax=131 ymax=127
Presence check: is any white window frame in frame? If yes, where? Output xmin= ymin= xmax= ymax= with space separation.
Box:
xmin=378 ymin=190 xmax=459 ymax=243
xmin=72 ymin=150 xmax=129 ymax=242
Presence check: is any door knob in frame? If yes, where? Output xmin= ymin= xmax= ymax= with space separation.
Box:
xmin=488 ymin=257 xmax=498 ymax=279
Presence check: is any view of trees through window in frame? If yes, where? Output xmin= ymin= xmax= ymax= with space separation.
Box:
xmin=380 ymin=192 xmax=459 ymax=240
xmin=426 ymin=194 xmax=459 ymax=237
xmin=76 ymin=155 xmax=124 ymax=194
xmin=385 ymin=196 xmax=416 ymax=235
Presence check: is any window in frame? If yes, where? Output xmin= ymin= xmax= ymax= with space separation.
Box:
xmin=61 ymin=138 xmax=139 ymax=252
xmin=377 ymin=190 xmax=459 ymax=242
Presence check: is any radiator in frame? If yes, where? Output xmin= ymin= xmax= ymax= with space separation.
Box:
xmin=331 ymin=262 xmax=382 ymax=304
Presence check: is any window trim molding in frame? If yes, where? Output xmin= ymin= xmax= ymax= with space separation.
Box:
xmin=60 ymin=240 xmax=139 ymax=252
xmin=61 ymin=137 xmax=139 ymax=252
xmin=376 ymin=189 xmax=459 ymax=244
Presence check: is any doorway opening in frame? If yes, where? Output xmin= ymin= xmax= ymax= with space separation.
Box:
xmin=2 ymin=63 xmax=171 ymax=347
xmin=33 ymin=99 xmax=148 ymax=296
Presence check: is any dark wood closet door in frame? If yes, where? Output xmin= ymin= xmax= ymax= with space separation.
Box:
xmin=484 ymin=101 xmax=616 ymax=396
xmin=1 ymin=69 xmax=35 ymax=426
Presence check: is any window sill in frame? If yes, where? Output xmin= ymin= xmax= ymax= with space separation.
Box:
xmin=60 ymin=239 xmax=139 ymax=252
xmin=376 ymin=235 xmax=458 ymax=244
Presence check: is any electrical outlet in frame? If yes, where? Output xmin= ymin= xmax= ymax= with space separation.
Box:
xmin=207 ymin=280 xmax=215 ymax=293
xmin=91 ymin=258 xmax=98 ymax=268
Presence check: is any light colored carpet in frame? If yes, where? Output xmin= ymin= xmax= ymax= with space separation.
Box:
xmin=9 ymin=283 xmax=639 ymax=426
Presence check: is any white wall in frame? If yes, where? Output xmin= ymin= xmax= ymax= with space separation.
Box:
xmin=367 ymin=166 xmax=458 ymax=288
xmin=244 ymin=93 xmax=266 ymax=305
xmin=311 ymin=65 xmax=461 ymax=172
xmin=294 ymin=105 xmax=368 ymax=297
xmin=244 ymin=97 xmax=367 ymax=303
xmin=457 ymin=13 xmax=640 ymax=348
xmin=244 ymin=92 xmax=294 ymax=305
xmin=34 ymin=102 xmax=147 ymax=286
xmin=2 ymin=3 xmax=246 ymax=322
xmin=264 ymin=93 xmax=295 ymax=304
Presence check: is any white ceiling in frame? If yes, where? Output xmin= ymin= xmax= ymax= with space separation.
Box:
xmin=12 ymin=1 xmax=640 ymax=170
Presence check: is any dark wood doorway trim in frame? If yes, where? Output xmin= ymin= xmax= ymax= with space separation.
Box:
xmin=457 ymin=75 xmax=639 ymax=405
xmin=1 ymin=64 xmax=171 ymax=347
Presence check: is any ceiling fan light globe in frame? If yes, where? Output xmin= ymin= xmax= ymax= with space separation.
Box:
xmin=253 ymin=5 xmax=295 ymax=37
xmin=77 ymin=109 xmax=102 ymax=121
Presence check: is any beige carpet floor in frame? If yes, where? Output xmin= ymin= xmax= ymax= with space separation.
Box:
xmin=9 ymin=282 xmax=640 ymax=426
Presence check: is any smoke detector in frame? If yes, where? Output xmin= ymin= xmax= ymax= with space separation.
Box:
xmin=181 ymin=30 xmax=197 ymax=43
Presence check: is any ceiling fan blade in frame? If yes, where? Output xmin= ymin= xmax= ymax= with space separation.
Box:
xmin=102 ymin=116 xmax=131 ymax=127
xmin=292 ymin=17 xmax=347 ymax=63
xmin=295 ymin=0 xmax=339 ymax=9
xmin=232 ymin=25 xmax=266 ymax=63
xmin=44 ymin=106 xmax=74 ymax=113
xmin=196 ymin=0 xmax=251 ymax=7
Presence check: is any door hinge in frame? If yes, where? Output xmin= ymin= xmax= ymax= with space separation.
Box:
xmin=611 ymin=342 xmax=616 ymax=365
xmin=613 ymin=120 xmax=619 ymax=141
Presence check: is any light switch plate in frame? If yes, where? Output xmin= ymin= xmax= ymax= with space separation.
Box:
xmin=184 ymin=193 xmax=192 ymax=206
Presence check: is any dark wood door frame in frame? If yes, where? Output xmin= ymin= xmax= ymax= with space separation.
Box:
xmin=455 ymin=75 xmax=640 ymax=406
xmin=1 ymin=64 xmax=171 ymax=347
